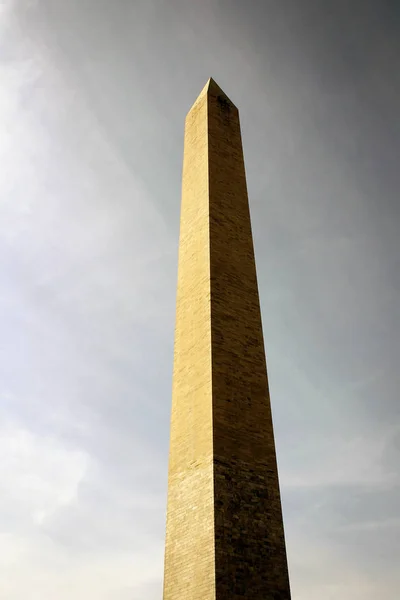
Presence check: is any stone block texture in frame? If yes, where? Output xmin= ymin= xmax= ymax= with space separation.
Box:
xmin=163 ymin=78 xmax=291 ymax=600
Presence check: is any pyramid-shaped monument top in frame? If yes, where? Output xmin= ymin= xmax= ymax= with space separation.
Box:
xmin=187 ymin=77 xmax=237 ymax=114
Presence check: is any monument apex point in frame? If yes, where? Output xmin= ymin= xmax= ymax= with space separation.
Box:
xmin=187 ymin=77 xmax=237 ymax=115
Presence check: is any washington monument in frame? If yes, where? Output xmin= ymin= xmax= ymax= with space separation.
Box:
xmin=163 ymin=78 xmax=291 ymax=599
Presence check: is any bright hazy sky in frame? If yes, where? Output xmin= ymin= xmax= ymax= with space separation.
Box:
xmin=1 ymin=1 xmax=399 ymax=598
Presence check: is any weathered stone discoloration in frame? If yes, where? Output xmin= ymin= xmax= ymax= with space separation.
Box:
xmin=163 ymin=78 xmax=291 ymax=600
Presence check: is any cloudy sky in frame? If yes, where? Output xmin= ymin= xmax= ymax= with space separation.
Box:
xmin=1 ymin=0 xmax=399 ymax=598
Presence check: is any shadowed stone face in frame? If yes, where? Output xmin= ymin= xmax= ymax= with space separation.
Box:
xmin=163 ymin=78 xmax=291 ymax=600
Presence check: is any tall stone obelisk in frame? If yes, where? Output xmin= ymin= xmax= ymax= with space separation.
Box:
xmin=163 ymin=78 xmax=291 ymax=600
